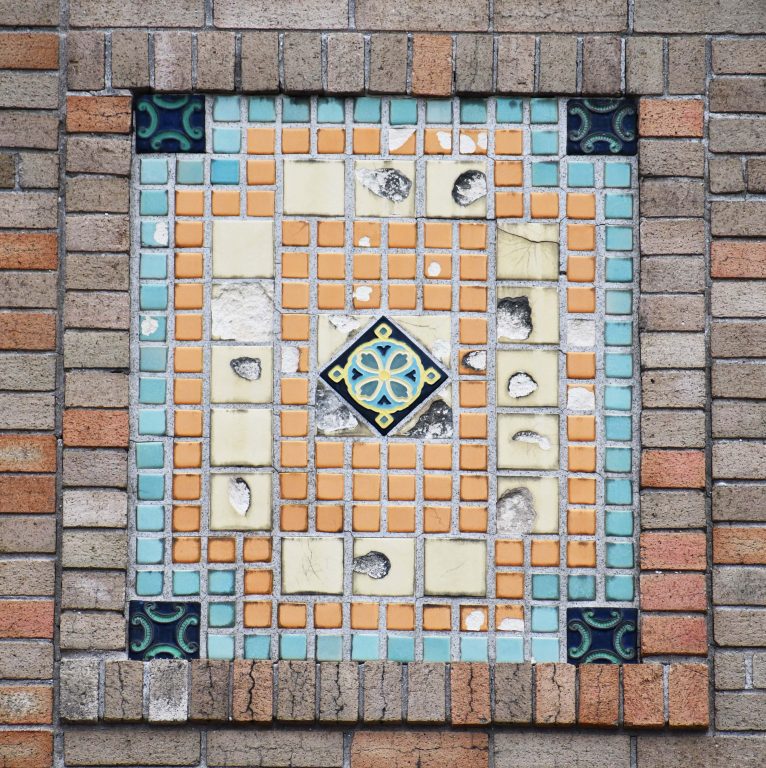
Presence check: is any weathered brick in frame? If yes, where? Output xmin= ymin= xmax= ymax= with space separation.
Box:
xmin=65 ymin=291 xmax=129 ymax=330
xmin=231 ymin=660 xmax=272 ymax=722
xmin=65 ymin=370 xmax=129 ymax=408
xmin=450 ymin=663 xmax=490 ymax=725
xmin=639 ymin=139 xmax=704 ymax=177
xmin=66 ymin=254 xmax=129 ymax=291
xmin=715 ymin=566 xmax=766 ymax=606
xmin=65 ymin=175 xmax=129 ymax=214
xmin=714 ymin=441 xmax=766 ymax=480
xmin=639 ymin=735 xmax=766 ymax=768
xmin=407 ymin=663 xmax=445 ymax=723
xmin=716 ymin=692 xmax=766 ymax=731
xmin=276 ymin=661 xmax=315 ymax=722
xmin=369 ymin=34 xmax=408 ymax=94
xmin=641 ymin=449 xmax=706 ymax=489
xmin=635 ymin=0 xmax=766 ymax=33
xmin=0 ymin=600 xmax=53 ymax=639
xmin=196 ymin=31 xmax=235 ymax=91
xmin=496 ymin=732 xmax=629 ymax=768
xmin=711 ymin=77 xmax=766 ymax=113
xmin=668 ymin=37 xmax=706 ymax=94
xmin=712 ymin=241 xmax=766 ymax=279
xmin=715 ymin=651 xmax=747 ymax=690
xmin=358 ymin=1 xmax=488 ymax=31
xmin=0 ymin=112 xmax=59 ymax=150
xmin=352 ymin=731 xmax=488 ymax=768
xmin=0 ymin=72 xmax=58 ymax=110
xmin=0 ymin=559 xmax=54 ymax=596
xmin=62 ymin=531 xmax=128 ymax=570
xmin=66 ymin=136 xmax=132 ymax=176
xmin=207 ymin=730 xmax=342 ymax=767
xmin=67 ymin=96 xmax=132 ymax=134
xmin=0 ymin=730 xmax=53 ymax=768
xmin=713 ymin=484 xmax=766 ymax=521
xmin=214 ymin=0 xmax=347 ymax=29
xmin=639 ymin=98 xmax=704 ymax=138
xmin=62 ymin=570 xmax=125 ymax=611
xmin=710 ymin=157 xmax=746 ymax=193
xmin=0 ymin=394 xmax=55 ymax=430
xmin=713 ymin=39 xmax=766 ymax=75
xmin=496 ymin=35 xmax=535 ymax=94
xmin=63 ymin=409 xmax=129 ymax=448
xmin=60 ymin=660 xmax=99 ymax=723
xmin=640 ymin=490 xmax=706 ymax=529
xmin=640 ymin=254 xmax=704 ymax=295
xmin=582 ymin=36 xmax=621 ymax=94
xmin=0 ymin=33 xmax=59 ymax=70
xmin=103 ymin=661 xmax=143 ymax=722
xmin=640 ymin=532 xmax=707 ymax=570
xmin=0 ymin=475 xmax=54 ymax=514
xmin=154 ymin=31 xmax=192 ymax=91
xmin=713 ymin=361 xmax=766 ymax=400
xmin=640 ymin=218 xmax=705 ymax=254
xmin=714 ymin=528 xmax=766 ymax=564
xmin=641 ymin=409 xmax=705 ymax=448
xmin=626 ymin=37 xmax=664 ymax=95
xmin=67 ymin=31 xmax=105 ymax=91
xmin=712 ymin=321 xmax=766 ymax=358
xmin=642 ymin=370 xmax=705 ymax=409
xmin=0 ymin=192 xmax=56 ymax=229
xmin=111 ymin=30 xmax=150 ymax=89
xmin=283 ymin=32 xmax=322 ymax=93
xmin=640 ymin=573 xmax=707 ymax=611
xmin=752 ymin=654 xmax=766 ymax=687
xmin=18 ymin=152 xmax=58 ymax=189
xmin=0 ymin=517 xmax=56 ymax=554
xmin=493 ymin=663 xmax=532 ymax=723
xmin=577 ymin=664 xmax=619 ymax=727
xmin=640 ymin=178 xmax=704 ymax=218
xmin=538 ymin=35 xmax=577 ymax=94
xmin=713 ymin=401 xmax=766 ymax=438
xmin=69 ymin=0 xmax=204 ymax=27
xmin=59 ymin=611 xmax=124 ymax=650
xmin=240 ymin=32 xmax=279 ymax=92
xmin=640 ymin=295 xmax=705 ymax=333
xmin=0 ymin=641 xmax=52 ymax=681
xmin=495 ymin=0 xmax=624 ymax=32
xmin=411 ymin=35 xmax=453 ymax=96
xmin=0 ymin=434 xmax=55 ymax=473
xmin=713 ymin=201 xmax=766 ymax=238
xmin=710 ymin=117 xmax=766 ymax=154
xmin=63 ymin=448 xmax=127 ymax=488
xmin=642 ymin=615 xmax=707 ymax=655
xmin=190 ymin=660 xmax=229 ymax=721
xmin=63 ymin=330 xmax=129 ymax=368
xmin=0 ymin=233 xmax=57 ymax=271
xmin=715 ymin=608 xmax=766 ymax=646
xmin=319 ymin=662 xmax=358 ymax=723
xmin=748 ymin=157 xmax=766 ymax=193
xmin=326 ymin=34 xmax=365 ymax=95
xmin=0 ymin=685 xmax=52 ymax=725
xmin=0 ymin=355 xmax=55 ymax=393
xmin=668 ymin=664 xmax=709 ymax=728
xmin=455 ymin=35 xmax=494 ymax=93
xmin=63 ymin=489 xmax=127 ymax=528
xmin=362 ymin=661 xmax=402 ymax=722
xmin=535 ymin=663 xmax=575 ymax=725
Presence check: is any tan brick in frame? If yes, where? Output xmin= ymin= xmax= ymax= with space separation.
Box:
xmin=276 ymin=661 xmax=315 ymax=722
xmin=535 ymin=663 xmax=575 ymax=725
xmin=455 ymin=35 xmax=494 ymax=94
xmin=668 ymin=37 xmax=706 ymax=94
xmin=0 ymin=355 xmax=56 ymax=393
xmin=0 ymin=112 xmax=59 ymax=150
xmin=641 ymin=256 xmax=705 ymax=295
xmin=714 ymin=441 xmax=766 ymax=480
xmin=351 ymin=731 xmax=488 ymax=768
xmin=63 ymin=448 xmax=127 ymax=488
xmin=641 ymin=409 xmax=705 ymax=448
xmin=715 ymin=608 xmax=766 ymax=646
xmin=62 ymin=531 xmax=128 ymax=569
xmin=640 ymin=218 xmax=705 ymax=254
xmin=207 ymin=730 xmax=341 ymax=767
xmin=66 ymin=254 xmax=129 ymax=291
xmin=634 ymin=0 xmax=766 ymax=33
xmin=59 ymin=610 xmax=124 ymax=651
xmin=713 ymin=39 xmax=766 ymax=75
xmin=189 ymin=660 xmax=229 ymax=721
xmin=0 ymin=394 xmax=54 ymax=431
xmin=626 ymin=37 xmax=664 ymax=95
xmin=369 ymin=34 xmax=408 ymax=94
xmin=642 ymin=615 xmax=707 ymax=656
xmin=710 ymin=157 xmax=746 ymax=193
xmin=623 ymin=664 xmax=664 ymax=728
xmin=283 ymin=32 xmax=322 ymax=93
xmin=639 ymin=139 xmax=704 ymax=177
xmin=640 ymin=178 xmax=704 ymax=218
xmin=496 ymin=35 xmax=535 ymax=94
xmin=67 ymin=31 xmax=105 ymax=91
xmin=0 ymin=476 xmax=54 ymax=514
xmin=407 ymin=663 xmax=446 ymax=723
xmin=65 ymin=175 xmax=129 ymax=214
xmin=0 ymin=192 xmax=56 ymax=229
xmin=0 ymin=33 xmax=59 ymax=70
xmin=64 ymin=291 xmax=130 ymax=330
xmin=582 ymin=36 xmax=621 ymax=94
xmin=711 ymin=77 xmax=766 ymax=113
xmin=214 ymin=0 xmax=347 ymax=29
xmin=450 ymin=663 xmax=490 ymax=725
xmin=640 ymin=573 xmax=707 ymax=611
xmin=641 ymin=370 xmax=706 ymax=410
xmin=319 ymin=662 xmax=358 ymax=723
xmin=18 ymin=152 xmax=58 ymax=190
xmin=362 ymin=661 xmax=402 ymax=722
xmin=714 ymin=400 xmax=766 ymax=440
xmin=60 ymin=660 xmax=99 ymax=723
xmin=710 ymin=117 xmax=766 ymax=154
xmin=65 ymin=370 xmax=129 ymax=408
xmin=111 ymin=30 xmax=150 ymax=89
xmin=326 ymin=34 xmax=365 ymax=95
xmin=358 ymin=0 xmax=488 ymax=31
xmin=639 ymin=295 xmax=705 ymax=332
xmin=668 ymin=664 xmax=709 ymax=728
xmin=495 ymin=0 xmax=625 ymax=32
xmin=716 ymin=692 xmax=766 ymax=731
xmin=154 ymin=32 xmax=192 ymax=91
xmin=493 ymin=663 xmax=532 ymax=723
xmin=66 ymin=136 xmax=132 ymax=176
xmin=641 ymin=332 xmax=706 ymax=369
xmin=0 ymin=600 xmax=53 ymax=639
xmin=64 ymin=726 xmax=201 ymax=765
xmin=66 ymin=214 xmax=129 ymax=252
xmin=62 ymin=571 xmax=125 ymax=611
xmin=0 ymin=641 xmax=53 ymax=680
xmin=748 ymin=157 xmax=766 ymax=193
xmin=0 ymin=560 xmax=54 ymax=596
xmin=712 ymin=362 xmax=766 ymax=400
xmin=714 ymin=484 xmax=766 ymax=522
xmin=196 ymin=31 xmax=235 ymax=91
xmin=715 ymin=651 xmax=747 ymax=689
xmin=712 ymin=201 xmax=766 ymax=238
xmin=495 ymin=733 xmax=630 ymax=768
xmin=0 ymin=274 xmax=56 ymax=309
xmin=69 ymin=0 xmax=204 ymax=27
xmin=103 ymin=661 xmax=143 ymax=722
xmin=0 ymin=517 xmax=56 ymax=555
xmin=67 ymin=96 xmax=132 ymax=134
xmin=0 ymin=72 xmax=58 ymax=109
xmin=231 ymin=660 xmax=272 ymax=722
xmin=539 ymin=35 xmax=577 ymax=93
xmin=712 ymin=321 xmax=766 ymax=358
xmin=240 ymin=32 xmax=279 ymax=93
xmin=63 ymin=330 xmax=129 ymax=368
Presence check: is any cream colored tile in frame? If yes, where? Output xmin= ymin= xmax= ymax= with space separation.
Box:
xmin=283 ymin=160 xmax=345 ymax=216
xmin=317 ymin=315 xmax=367 ymax=366
xmin=497 ymin=414 xmax=560 ymax=470
xmin=497 ymin=476 xmax=559 ymax=535
xmin=352 ymin=538 xmax=415 ymax=597
xmin=424 ymin=539 xmax=487 ymax=597
xmin=211 ymin=346 xmax=273 ymax=404
xmin=210 ymin=472 xmax=272 ymax=531
xmin=210 ymin=408 xmax=272 ymax=467
xmin=497 ymin=287 xmax=559 ymax=344
xmin=425 ymin=160 xmax=487 ymax=219
xmin=354 ymin=160 xmax=416 ymax=217
xmin=496 ymin=350 xmax=559 ymax=407
xmin=212 ymin=220 xmax=274 ymax=278
xmin=497 ymin=222 xmax=559 ymax=280
xmin=396 ymin=315 xmax=451 ymax=365
xmin=211 ymin=282 xmax=274 ymax=342
xmin=281 ymin=537 xmax=344 ymax=595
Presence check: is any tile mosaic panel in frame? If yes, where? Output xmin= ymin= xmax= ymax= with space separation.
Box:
xmin=130 ymin=95 xmax=639 ymax=662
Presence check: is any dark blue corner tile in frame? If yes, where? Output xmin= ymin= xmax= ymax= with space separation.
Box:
xmin=566 ymin=99 xmax=637 ymax=156
xmin=128 ymin=600 xmax=200 ymax=660
xmin=135 ymin=94 xmax=205 ymax=154
xmin=567 ymin=607 xmax=638 ymax=664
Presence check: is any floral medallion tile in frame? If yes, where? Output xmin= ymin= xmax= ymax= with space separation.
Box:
xmin=135 ymin=94 xmax=206 ymax=154
xmin=128 ymin=600 xmax=201 ymax=660
xmin=566 ymin=98 xmax=638 ymax=156
xmin=566 ymin=607 xmax=638 ymax=664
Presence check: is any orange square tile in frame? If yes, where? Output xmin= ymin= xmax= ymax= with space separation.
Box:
xmin=388 ymin=474 xmax=416 ymax=501
xmin=282 ymin=251 xmax=309 ymax=279
xmin=424 ymin=128 xmax=452 ymax=154
xmin=459 ymin=223 xmax=487 ymax=250
xmin=317 ymin=220 xmax=345 ymax=247
xmin=244 ymin=601 xmax=271 ymax=628
xmin=424 ymin=474 xmax=452 ymax=501
xmin=353 ymin=253 xmax=381 ymax=280
xmin=569 ymin=445 xmax=596 ymax=472
xmin=387 ymin=604 xmax=415 ymax=631
xmin=352 ymin=442 xmax=380 ymax=469
xmin=317 ymin=473 xmax=344 ymax=501
xmin=460 ymin=474 xmax=488 ymax=502
xmin=530 ymin=539 xmax=560 ymax=567
xmin=568 ymin=477 xmax=597 ymax=504
xmin=282 ymin=220 xmax=310 ymax=246
xmin=212 ymin=190 xmax=240 ymax=216
xmin=281 ymin=378 xmax=308 ymax=405
xmin=424 ymin=444 xmax=452 ymax=470
xmin=244 ymin=569 xmax=273 ymax=595
xmin=175 ymin=283 xmax=203 ymax=310
xmin=496 ymin=573 xmax=524 ymax=599
xmin=247 ymin=158 xmax=276 ymax=185
xmin=388 ymin=252 xmax=416 ymax=279
xmin=281 ymin=314 xmax=310 ymax=341
xmin=353 ymin=473 xmax=380 ymax=501
xmin=174 ymin=441 xmax=201 ymax=468
xmin=388 ymin=284 xmax=417 ymax=309
xmin=316 ymin=441 xmax=344 ymax=469
xmin=388 ymin=222 xmax=417 ymax=248
xmin=174 ymin=378 xmax=202 ymax=405
xmin=423 ymin=284 xmax=452 ymax=310
xmin=567 ymin=352 xmax=596 ymax=379
xmin=389 ymin=129 xmax=416 ymax=154
xmin=425 ymin=253 xmax=451 ymax=280
xmin=495 ymin=160 xmax=523 ymax=187
xmin=282 ymin=282 xmax=310 ymax=310
xmin=172 ymin=536 xmax=201 ymax=563
xmin=246 ymin=189 xmax=275 ymax=216
xmin=315 ymin=602 xmax=342 ymax=629
xmin=568 ymin=540 xmax=597 ymax=568
xmin=423 ymin=604 xmax=452 ymax=631
xmin=568 ymin=508 xmax=596 ymax=535
xmin=424 ymin=506 xmax=451 ymax=533
xmin=317 ymin=251 xmax=345 ymax=279
xmin=316 ymin=505 xmax=344 ymax=533
xmin=496 ymin=539 xmax=524 ymax=566
xmin=387 ymin=506 xmax=415 ymax=532
xmin=353 ymin=127 xmax=380 ymax=154
xmin=175 ymin=221 xmax=203 ymax=247
xmin=460 ymin=606 xmax=488 ymax=631
xmin=460 ymin=413 xmax=487 ymax=439
xmin=460 ymin=444 xmax=487 ymax=470
xmin=175 ymin=410 xmax=203 ymax=437
xmin=281 ymin=410 xmax=308 ymax=437
xmin=247 ymin=127 xmax=275 ymax=154
xmin=388 ymin=443 xmax=416 ymax=469
xmin=278 ymin=603 xmax=307 ymax=628
xmin=351 ymin=602 xmax=378 ymax=629
xmin=281 ymin=441 xmax=308 ymax=468
xmin=353 ymin=283 xmax=380 ymax=308
xmin=175 ymin=314 xmax=202 ymax=341
xmin=496 ymin=129 xmax=522 ymax=155
xmin=280 ymin=505 xmax=308 ymax=532
xmin=460 ymin=380 xmax=487 ymax=407
xmin=496 ymin=191 xmax=523 ymax=218
xmin=352 ymin=504 xmax=380 ymax=532
xmin=460 ymin=317 xmax=487 ymax=344
xmin=282 ymin=127 xmax=310 ymax=153
xmin=280 ymin=472 xmax=308 ymax=500
xmin=172 ymin=505 xmax=200 ymax=532
xmin=567 ymin=286 xmax=596 ymax=313
xmin=531 ymin=191 xmax=559 ymax=219
xmin=459 ymin=505 xmax=488 ymax=532
xmin=567 ymin=256 xmax=596 ymax=282
xmin=424 ymin=221 xmax=452 ymax=248
xmin=208 ymin=537 xmax=236 ymax=562
xmin=354 ymin=221 xmax=381 ymax=247
xmin=243 ymin=537 xmax=272 ymax=563
xmin=568 ymin=415 xmax=596 ymax=441
xmin=317 ymin=127 xmax=345 ymax=153
xmin=496 ymin=605 xmax=524 ymax=631
xmin=567 ymin=193 xmax=596 ymax=219
xmin=460 ymin=285 xmax=487 ymax=311
xmin=460 ymin=254 xmax=487 ymax=281
xmin=175 ymin=190 xmax=204 ymax=217
xmin=461 ymin=129 xmax=488 ymax=154
xmin=175 ymin=252 xmax=203 ymax=279
xmin=568 ymin=224 xmax=596 ymax=251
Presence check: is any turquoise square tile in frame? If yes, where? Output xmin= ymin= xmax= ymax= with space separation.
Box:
xmin=531 ymin=130 xmax=558 ymax=155
xmin=605 ymin=509 xmax=634 ymax=537
xmin=606 ymin=575 xmax=635 ymax=601
xmin=177 ymin=158 xmax=204 ymax=185
xmin=140 ymin=221 xmax=169 ymax=248
xmin=137 ymin=473 xmax=164 ymax=500
xmin=140 ymin=190 xmax=168 ymax=216
xmin=606 ymin=257 xmax=633 ymax=282
xmin=390 ymin=98 xmax=417 ymax=125
xmin=245 ymin=635 xmax=271 ymax=659
xmin=568 ymin=575 xmax=596 ymax=601
xmin=140 ymin=253 xmax=167 ymax=279
xmin=280 ymin=634 xmax=308 ymax=660
xmin=213 ymin=127 xmax=240 ymax=153
xmin=606 ymin=290 xmax=633 ymax=315
xmin=213 ymin=95 xmax=240 ymax=121
xmin=138 ymin=409 xmax=166 ymax=436
xmin=426 ymin=99 xmax=452 ymax=123
xmin=139 ymin=315 xmax=166 ymax=342
xmin=283 ymin=97 xmax=310 ymax=122
xmin=531 ymin=606 xmax=558 ymax=633
xmin=136 ymin=570 xmax=163 ymax=596
xmin=605 ymin=321 xmax=632 ymax=346
xmin=208 ymin=635 xmax=234 ymax=660
xmin=568 ymin=161 xmax=594 ymax=187
xmin=388 ymin=636 xmax=415 ymax=662
xmin=606 ymin=225 xmax=634 ymax=251
xmin=139 ymin=377 xmax=166 ymax=404
xmin=606 ymin=541 xmax=634 ymax=568
xmin=530 ymin=98 xmax=558 ymax=123
xmin=249 ymin=96 xmax=276 ymax=122
xmin=606 ymin=193 xmax=633 ymax=219
xmin=136 ymin=442 xmax=163 ymax=468
xmin=136 ymin=505 xmax=164 ymax=532
xmin=317 ymin=97 xmax=344 ymax=123
xmin=606 ymin=478 xmax=633 ymax=506
xmin=532 ymin=161 xmax=559 ymax=186
xmin=605 ymin=385 xmax=632 ymax=411
xmin=316 ymin=635 xmax=343 ymax=661
xmin=605 ymin=162 xmax=632 ymax=188
xmin=605 ymin=415 xmax=632 ymax=441
xmin=351 ymin=634 xmax=379 ymax=661
xmin=210 ymin=158 xmax=239 ymax=184
xmin=604 ymin=352 xmax=632 ymax=379
xmin=496 ymin=98 xmax=522 ymax=123
xmin=139 ymin=285 xmax=167 ymax=311
xmin=460 ymin=637 xmax=488 ymax=662
xmin=136 ymin=537 xmax=163 ymax=564
xmin=531 ymin=637 xmax=559 ymax=663
xmin=172 ymin=570 xmax=199 ymax=596
xmin=532 ymin=574 xmax=560 ymax=600
xmin=354 ymin=97 xmax=381 ymax=123
xmin=209 ymin=570 xmax=235 ymax=595
xmin=140 ymin=158 xmax=167 ymax=184
xmin=606 ymin=447 xmax=632 ymax=473
xmin=209 ymin=602 xmax=235 ymax=628
xmin=460 ymin=99 xmax=487 ymax=123
xmin=423 ymin=636 xmax=450 ymax=661
xmin=496 ymin=636 xmax=524 ymax=663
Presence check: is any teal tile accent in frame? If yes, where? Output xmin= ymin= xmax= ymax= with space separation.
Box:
xmin=209 ymin=570 xmax=236 ymax=595
xmin=606 ymin=225 xmax=634 ymax=251
xmin=604 ymin=352 xmax=632 ymax=379
xmin=208 ymin=635 xmax=235 ymax=660
xmin=212 ymin=127 xmax=241 ymax=153
xmin=351 ymin=634 xmax=379 ymax=660
xmin=317 ymin=97 xmax=344 ymax=123
xmin=568 ymin=161 xmax=594 ymax=187
xmin=605 ymin=385 xmax=632 ymax=411
xmin=460 ymin=637 xmax=488 ymax=661
xmin=316 ymin=635 xmax=343 ymax=661
xmin=137 ymin=473 xmax=164 ymax=500
xmin=211 ymin=158 xmax=239 ymax=184
xmin=530 ymin=98 xmax=558 ymax=123
xmin=496 ymin=636 xmax=524 ymax=662
xmin=177 ymin=158 xmax=204 ymax=184
xmin=605 ymin=415 xmax=632 ymax=441
xmin=606 ymin=575 xmax=635 ymax=601
xmin=136 ymin=570 xmax=163 ymax=596
xmin=606 ymin=257 xmax=633 ymax=282
xmin=532 ymin=574 xmax=560 ymax=600
xmin=496 ymin=98 xmax=523 ymax=123
xmin=423 ymin=635 xmax=450 ymax=661
xmin=390 ymin=98 xmax=418 ymax=125
xmin=606 ymin=290 xmax=633 ymax=315
xmin=172 ymin=570 xmax=200 ymax=596
xmin=249 ymin=96 xmax=276 ymax=122
xmin=606 ymin=541 xmax=635 ymax=568
xmin=214 ymin=96 xmax=240 ymax=121
xmin=605 ymin=321 xmax=632 ymax=346
xmin=139 ymin=315 xmax=166 ymax=342
xmin=605 ymin=193 xmax=633 ymax=219
xmin=140 ymin=253 xmax=167 ymax=279
xmin=605 ymin=509 xmax=634 ymax=537
xmin=136 ymin=505 xmax=164 ymax=532
xmin=388 ymin=636 xmax=415 ymax=662
xmin=140 ymin=190 xmax=168 ymax=216
xmin=605 ymin=447 xmax=632 ymax=473
xmin=532 ymin=161 xmax=559 ymax=186
xmin=140 ymin=158 xmax=168 ymax=184
xmin=139 ymin=285 xmax=167 ymax=311
xmin=606 ymin=478 xmax=633 ymax=506
xmin=531 ymin=637 xmax=559 ymax=662
xmin=531 ymin=130 xmax=558 ymax=155
xmin=605 ymin=162 xmax=632 ymax=188
xmin=245 ymin=634 xmax=271 ymax=659
xmin=136 ymin=441 xmax=163 ymax=468
xmin=531 ymin=606 xmax=558 ymax=633
xmin=568 ymin=575 xmax=596 ymax=601
xmin=460 ymin=99 xmax=487 ymax=123
xmin=283 ymin=97 xmax=310 ymax=122
xmin=139 ymin=377 xmax=166 ymax=404
xmin=136 ymin=538 xmax=163 ymax=564
xmin=138 ymin=409 xmax=166 ymax=436
xmin=426 ymin=99 xmax=452 ymax=123
xmin=280 ymin=634 xmax=308 ymax=659
xmin=354 ymin=97 xmax=381 ymax=123
xmin=209 ymin=602 xmax=235 ymax=628
xmin=140 ymin=221 xmax=168 ymax=247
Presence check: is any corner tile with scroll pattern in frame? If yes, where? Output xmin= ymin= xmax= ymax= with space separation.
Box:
xmin=128 ymin=600 xmax=201 ymax=659
xmin=135 ymin=94 xmax=205 ymax=154
xmin=566 ymin=607 xmax=638 ymax=664
xmin=566 ymin=99 xmax=637 ymax=156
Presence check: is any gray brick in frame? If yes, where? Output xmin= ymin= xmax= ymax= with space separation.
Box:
xmin=362 ymin=661 xmax=402 ymax=722
xmin=66 ymin=254 xmax=129 ymax=291
xmin=60 ymin=610 xmax=124 ymax=651
xmin=0 ymin=72 xmax=58 ymax=110
xmin=638 ymin=735 xmax=766 ymax=768
xmin=369 ymin=34 xmax=408 ymax=94
xmin=62 ymin=531 xmax=128 ymax=570
xmin=641 ymin=410 xmax=706 ymax=449
xmin=68 ymin=31 xmax=105 ymax=91
xmin=190 ymin=660 xmax=229 ymax=721
xmin=641 ymin=257 xmax=704 ymax=294
xmin=148 ymin=659 xmax=188 ymax=723
xmin=111 ymin=30 xmax=150 ymax=89
xmin=65 ymin=291 xmax=130 ymax=330
xmin=641 ymin=332 xmax=705 ymax=369
xmin=63 ymin=448 xmax=128 ymax=488
xmin=0 ymin=393 xmax=54 ymax=430
xmin=539 ymin=36 xmax=577 ymax=94
xmin=582 ymin=36 xmax=621 ymax=94
xmin=326 ymin=34 xmax=365 ymax=95
xmin=66 ymin=136 xmax=132 ymax=176
xmin=456 ymin=35 xmax=494 ymax=93
xmin=154 ymin=31 xmax=192 ymax=91
xmin=407 ymin=662 xmax=446 ymax=723
xmin=103 ymin=661 xmax=143 ymax=722
xmin=640 ymin=294 xmax=705 ymax=332
xmin=668 ymin=37 xmax=706 ymax=94
xmin=0 ymin=559 xmax=54 ymax=596
xmin=496 ymin=732 xmax=630 ymax=768
xmin=60 ymin=659 xmax=100 ymax=723
xmin=639 ymin=139 xmax=704 ymax=177
xmin=18 ymin=152 xmax=58 ymax=189
xmin=207 ymin=730 xmax=342 ymax=768
xmin=0 ymin=192 xmax=56 ymax=229
xmin=319 ymin=662 xmax=358 ymax=723
xmin=62 ymin=570 xmax=125 ymax=611
xmin=640 ymin=218 xmax=705 ymax=255
xmin=634 ymin=0 xmax=766 ymax=33
xmin=0 ymin=112 xmax=59 ymax=150
xmin=0 ymin=154 xmax=14 ymax=189
xmin=0 ymin=641 xmax=53 ymax=680
xmin=214 ymin=0 xmax=347 ymax=29
xmin=65 ymin=370 xmax=129 ymax=408
xmin=640 ymin=178 xmax=704 ymax=218
xmin=710 ymin=117 xmax=766 ymax=154
xmin=66 ymin=214 xmax=129 ymax=252
xmin=66 ymin=175 xmax=129 ymax=214
xmin=714 ymin=401 xmax=766 ymax=439
xmin=494 ymin=663 xmax=532 ymax=724
xmin=276 ymin=661 xmax=315 ymax=721
xmin=283 ymin=33 xmax=323 ymax=93
xmin=64 ymin=330 xmax=129 ymax=369
xmin=752 ymin=654 xmax=766 ymax=688
xmin=715 ymin=651 xmax=747 ymax=689
xmin=713 ymin=484 xmax=766 ymax=522
xmin=496 ymin=35 xmax=535 ymax=94
xmin=714 ymin=567 xmax=766 ymax=607
xmin=626 ymin=37 xmax=664 ymax=95
xmin=713 ymin=202 xmax=766 ymax=238
xmin=712 ymin=321 xmax=766 ymax=358
xmin=748 ymin=157 xmax=766 ymax=193
xmin=640 ymin=490 xmax=706 ymax=529
xmin=714 ymin=441 xmax=766 ymax=480
xmin=0 ymin=516 xmax=56 ymax=554
xmin=196 ymin=31 xmax=235 ymax=92
xmin=711 ymin=77 xmax=766 ymax=113
xmin=358 ymin=0 xmax=488 ymax=31
xmin=240 ymin=32 xmax=279 ymax=93
xmin=63 ymin=489 xmax=127 ymax=528
xmin=713 ymin=362 xmax=766 ymax=400
xmin=710 ymin=157 xmax=746 ymax=193
xmin=495 ymin=0 xmax=625 ymax=32
xmin=716 ymin=693 xmax=766 ymax=731
xmin=713 ymin=39 xmax=766 ymax=75
xmin=0 ymin=354 xmax=55 ymax=392
xmin=0 ymin=272 xmax=56 ymax=309
xmin=0 ymin=0 xmax=57 ymax=25
xmin=642 ymin=370 xmax=705 ymax=409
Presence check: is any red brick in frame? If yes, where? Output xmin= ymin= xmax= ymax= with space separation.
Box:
xmin=0 ymin=686 xmax=52 ymax=725
xmin=640 ymin=573 xmax=707 ymax=611
xmin=0 ymin=730 xmax=52 ymax=768
xmin=63 ymin=409 xmax=129 ymax=448
xmin=639 ymin=98 xmax=704 ymax=137
xmin=0 ymin=234 xmax=58 ymax=270
xmin=66 ymin=96 xmax=132 ymax=134
xmin=714 ymin=527 xmax=766 ymax=564
xmin=642 ymin=615 xmax=708 ymax=656
xmin=623 ymin=664 xmax=664 ymax=728
xmin=0 ymin=34 xmax=59 ymax=70
xmin=450 ymin=663 xmax=490 ymax=726
xmin=411 ymin=35 xmax=453 ymax=96
xmin=0 ymin=475 xmax=55 ymax=514
xmin=668 ymin=663 xmax=709 ymax=729
xmin=712 ymin=240 xmax=766 ymax=278
xmin=535 ymin=663 xmax=575 ymax=725
xmin=641 ymin=450 xmax=705 ymax=489
xmin=350 ymin=731 xmax=488 ymax=768
xmin=577 ymin=664 xmax=619 ymax=727
xmin=0 ymin=601 xmax=54 ymax=639
xmin=0 ymin=436 xmax=56 ymax=473
xmin=0 ymin=313 xmax=56 ymax=351
xmin=640 ymin=532 xmax=707 ymax=571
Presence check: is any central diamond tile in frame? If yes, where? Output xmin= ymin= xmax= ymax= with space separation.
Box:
xmin=320 ymin=317 xmax=448 ymax=436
